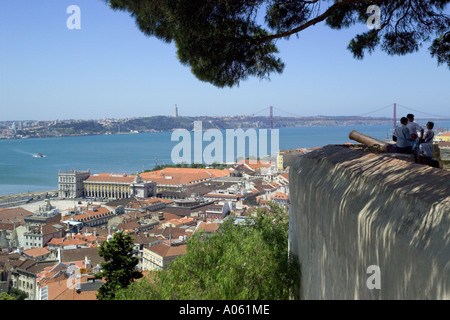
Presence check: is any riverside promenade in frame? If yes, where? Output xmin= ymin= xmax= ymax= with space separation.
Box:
xmin=0 ymin=190 xmax=58 ymax=208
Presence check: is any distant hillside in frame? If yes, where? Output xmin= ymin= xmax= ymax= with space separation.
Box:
xmin=5 ymin=115 xmax=393 ymax=138
xmin=105 ymin=115 xmax=392 ymax=133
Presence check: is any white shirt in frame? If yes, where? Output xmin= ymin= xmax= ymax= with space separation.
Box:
xmin=420 ymin=129 xmax=434 ymax=157
xmin=423 ymin=129 xmax=434 ymax=146
xmin=407 ymin=121 xmax=422 ymax=137
xmin=394 ymin=125 xmax=412 ymax=148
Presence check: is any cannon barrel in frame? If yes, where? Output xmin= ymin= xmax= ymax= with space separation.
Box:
xmin=348 ymin=130 xmax=393 ymax=152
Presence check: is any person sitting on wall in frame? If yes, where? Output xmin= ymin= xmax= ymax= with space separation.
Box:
xmin=406 ymin=113 xmax=424 ymax=153
xmin=393 ymin=117 xmax=413 ymax=154
xmin=419 ymin=121 xmax=435 ymax=158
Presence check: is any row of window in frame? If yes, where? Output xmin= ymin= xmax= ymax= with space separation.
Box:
xmin=25 ymin=242 xmax=41 ymax=247
xmin=59 ymin=184 xmax=75 ymax=190
xmin=84 ymin=185 xmax=130 ymax=191
xmin=59 ymin=176 xmax=76 ymax=183
xmin=16 ymin=279 xmax=33 ymax=290
xmin=25 ymin=235 xmax=40 ymax=239
xmin=144 ymin=253 xmax=162 ymax=265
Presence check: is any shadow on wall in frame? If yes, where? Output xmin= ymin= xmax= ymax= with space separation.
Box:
xmin=289 ymin=145 xmax=449 ymax=300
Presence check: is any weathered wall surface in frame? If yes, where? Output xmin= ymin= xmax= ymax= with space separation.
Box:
xmin=289 ymin=145 xmax=449 ymax=300
xmin=439 ymin=146 xmax=450 ymax=171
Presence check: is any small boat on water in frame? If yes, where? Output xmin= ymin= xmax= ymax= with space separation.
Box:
xmin=33 ymin=153 xmax=45 ymax=158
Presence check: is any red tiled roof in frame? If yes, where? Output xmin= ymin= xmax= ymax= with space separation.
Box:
xmin=146 ymin=243 xmax=186 ymax=257
xmin=197 ymin=222 xmax=219 ymax=233
xmin=73 ymin=207 xmax=113 ymax=222
xmin=85 ymin=173 xmax=136 ymax=183
xmin=165 ymin=217 xmax=194 ymax=226
xmin=204 ymin=193 xmax=243 ymax=199
xmin=47 ymin=238 xmax=64 ymax=246
xmin=116 ymin=221 xmax=141 ymax=232
xmin=237 ymin=159 xmax=273 ymax=171
xmin=62 ymin=239 xmax=88 ymax=247
xmin=0 ymin=207 xmax=33 ymax=224
xmin=141 ymin=168 xmax=229 ymax=186
xmin=23 ymin=247 xmax=50 ymax=258
xmin=272 ymin=192 xmax=289 ymax=200
xmin=0 ymin=223 xmax=14 ymax=230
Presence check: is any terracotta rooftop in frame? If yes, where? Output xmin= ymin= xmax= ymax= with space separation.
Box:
xmin=280 ymin=172 xmax=289 ymax=181
xmin=73 ymin=206 xmax=114 ymax=222
xmin=23 ymin=247 xmax=50 ymax=258
xmin=146 ymin=243 xmax=187 ymax=258
xmin=0 ymin=207 xmax=33 ymax=224
xmin=197 ymin=222 xmax=220 ymax=233
xmin=141 ymin=168 xmax=229 ymax=186
xmin=165 ymin=217 xmax=194 ymax=226
xmin=85 ymin=173 xmax=136 ymax=183
xmin=204 ymin=193 xmax=244 ymax=199
xmin=116 ymin=221 xmax=141 ymax=232
xmin=61 ymin=247 xmax=103 ymax=266
xmin=236 ymin=159 xmax=273 ymax=170
xmin=159 ymin=226 xmax=193 ymax=240
xmin=0 ymin=223 xmax=14 ymax=230
xmin=273 ymin=192 xmax=289 ymax=200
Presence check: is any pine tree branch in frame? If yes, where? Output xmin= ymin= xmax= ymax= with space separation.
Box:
xmin=248 ymin=0 xmax=376 ymax=44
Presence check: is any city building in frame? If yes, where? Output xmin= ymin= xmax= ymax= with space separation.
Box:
xmin=58 ymin=169 xmax=91 ymax=198
xmin=141 ymin=167 xmax=229 ymax=193
xmin=272 ymin=191 xmax=289 ymax=205
xmin=71 ymin=206 xmax=116 ymax=228
xmin=142 ymin=243 xmax=186 ymax=271
xmin=22 ymin=223 xmax=65 ymax=250
xmin=83 ymin=173 xmax=156 ymax=199
xmin=9 ymin=258 xmax=59 ymax=300
xmin=123 ymin=197 xmax=168 ymax=213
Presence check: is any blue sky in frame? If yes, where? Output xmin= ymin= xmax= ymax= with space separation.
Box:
xmin=0 ymin=0 xmax=449 ymax=121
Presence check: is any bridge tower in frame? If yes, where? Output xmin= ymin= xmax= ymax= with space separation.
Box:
xmin=393 ymin=102 xmax=396 ymax=130
xmin=270 ymin=106 xmax=273 ymax=129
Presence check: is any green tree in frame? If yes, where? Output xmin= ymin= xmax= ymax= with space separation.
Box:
xmin=105 ymin=0 xmax=449 ymax=87
xmin=0 ymin=292 xmax=16 ymax=300
xmin=9 ymin=288 xmax=28 ymax=300
xmin=116 ymin=203 xmax=300 ymax=300
xmin=96 ymin=231 xmax=143 ymax=300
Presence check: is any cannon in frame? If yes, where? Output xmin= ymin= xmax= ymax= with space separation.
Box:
xmin=348 ymin=130 xmax=395 ymax=153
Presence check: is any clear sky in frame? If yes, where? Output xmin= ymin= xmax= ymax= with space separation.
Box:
xmin=0 ymin=0 xmax=449 ymax=121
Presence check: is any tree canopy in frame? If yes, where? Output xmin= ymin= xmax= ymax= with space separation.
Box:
xmin=115 ymin=203 xmax=300 ymax=300
xmin=96 ymin=231 xmax=143 ymax=300
xmin=105 ymin=0 xmax=449 ymax=87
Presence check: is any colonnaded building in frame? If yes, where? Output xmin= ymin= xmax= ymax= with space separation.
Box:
xmin=58 ymin=169 xmax=156 ymax=199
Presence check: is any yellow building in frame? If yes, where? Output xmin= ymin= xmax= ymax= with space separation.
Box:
xmin=437 ymin=132 xmax=450 ymax=142
xmin=83 ymin=173 xmax=155 ymax=199
xmin=277 ymin=151 xmax=284 ymax=170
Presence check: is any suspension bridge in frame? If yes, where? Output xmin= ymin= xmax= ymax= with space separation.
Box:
xmin=246 ymin=103 xmax=450 ymax=130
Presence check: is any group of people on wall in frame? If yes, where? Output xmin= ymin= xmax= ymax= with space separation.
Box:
xmin=393 ymin=113 xmax=435 ymax=158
